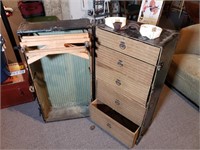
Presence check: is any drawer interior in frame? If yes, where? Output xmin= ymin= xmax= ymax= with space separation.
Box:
xmin=95 ymin=103 xmax=139 ymax=133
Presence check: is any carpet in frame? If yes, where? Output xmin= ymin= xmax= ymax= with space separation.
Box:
xmin=0 ymin=85 xmax=199 ymax=149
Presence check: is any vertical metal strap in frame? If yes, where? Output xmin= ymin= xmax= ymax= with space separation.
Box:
xmin=91 ymin=25 xmax=96 ymax=101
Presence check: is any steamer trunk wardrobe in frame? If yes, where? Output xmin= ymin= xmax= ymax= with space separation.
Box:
xmin=17 ymin=19 xmax=178 ymax=148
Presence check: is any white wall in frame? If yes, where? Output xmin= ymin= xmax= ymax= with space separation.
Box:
xmin=61 ymin=0 xmax=71 ymax=20
xmin=68 ymin=0 xmax=93 ymax=19
xmin=43 ymin=0 xmax=93 ymax=20
xmin=43 ymin=0 xmax=64 ymax=20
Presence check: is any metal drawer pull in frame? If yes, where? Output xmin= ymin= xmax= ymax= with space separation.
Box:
xmin=107 ymin=123 xmax=112 ymax=128
xmin=115 ymin=79 xmax=121 ymax=86
xmin=119 ymin=41 xmax=126 ymax=50
xmin=115 ymin=99 xmax=120 ymax=105
xmin=18 ymin=88 xmax=25 ymax=96
xmin=29 ymin=86 xmax=35 ymax=93
xmin=117 ymin=60 xmax=123 ymax=67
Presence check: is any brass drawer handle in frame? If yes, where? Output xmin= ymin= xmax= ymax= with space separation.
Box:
xmin=115 ymin=79 xmax=121 ymax=86
xmin=107 ymin=123 xmax=112 ymax=128
xmin=115 ymin=99 xmax=120 ymax=105
xmin=119 ymin=41 xmax=126 ymax=50
xmin=117 ymin=60 xmax=123 ymax=67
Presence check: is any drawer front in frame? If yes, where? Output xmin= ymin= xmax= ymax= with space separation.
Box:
xmin=1 ymin=80 xmax=34 ymax=108
xmin=96 ymin=80 xmax=146 ymax=126
xmin=96 ymin=45 xmax=155 ymax=86
xmin=96 ymin=64 xmax=151 ymax=106
xmin=96 ymin=28 xmax=160 ymax=66
xmin=90 ymin=100 xmax=139 ymax=148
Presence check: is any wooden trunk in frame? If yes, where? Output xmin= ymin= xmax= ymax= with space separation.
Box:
xmin=17 ymin=19 xmax=178 ymax=147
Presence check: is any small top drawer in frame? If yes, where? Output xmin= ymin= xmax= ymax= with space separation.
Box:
xmin=96 ymin=28 xmax=160 ymax=66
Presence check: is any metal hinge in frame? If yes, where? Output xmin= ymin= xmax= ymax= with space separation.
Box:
xmin=20 ymin=46 xmax=25 ymax=53
xmin=157 ymin=62 xmax=164 ymax=71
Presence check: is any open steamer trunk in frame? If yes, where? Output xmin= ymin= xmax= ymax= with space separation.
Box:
xmin=18 ymin=19 xmax=178 ymax=148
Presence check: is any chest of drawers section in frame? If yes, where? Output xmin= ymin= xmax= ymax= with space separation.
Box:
xmin=90 ymin=26 xmax=177 ymax=148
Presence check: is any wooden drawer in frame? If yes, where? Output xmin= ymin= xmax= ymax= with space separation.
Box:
xmin=96 ymin=28 xmax=160 ymax=66
xmin=96 ymin=64 xmax=151 ymax=106
xmin=96 ymin=45 xmax=155 ymax=86
xmin=1 ymin=72 xmax=34 ymax=109
xmin=96 ymin=80 xmax=146 ymax=126
xmin=90 ymin=99 xmax=140 ymax=148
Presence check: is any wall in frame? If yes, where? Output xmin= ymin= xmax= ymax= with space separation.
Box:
xmin=43 ymin=0 xmax=70 ymax=20
xmin=43 ymin=0 xmax=93 ymax=20
xmin=68 ymin=0 xmax=91 ymax=19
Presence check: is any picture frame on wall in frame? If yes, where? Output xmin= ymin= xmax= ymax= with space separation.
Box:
xmin=137 ymin=0 xmax=164 ymax=25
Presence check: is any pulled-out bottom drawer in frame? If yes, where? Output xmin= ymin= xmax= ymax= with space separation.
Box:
xmin=90 ymin=99 xmax=140 ymax=148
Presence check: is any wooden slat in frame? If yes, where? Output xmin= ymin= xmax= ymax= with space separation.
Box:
xmin=21 ymin=33 xmax=89 ymax=41
xmin=90 ymin=99 xmax=139 ymax=148
xmin=27 ymin=55 xmax=47 ymax=64
xmin=20 ymin=38 xmax=90 ymax=47
xmin=26 ymin=46 xmax=87 ymax=55
xmin=96 ymin=79 xmax=146 ymax=126
xmin=96 ymin=45 xmax=155 ymax=85
xmin=70 ymin=53 xmax=89 ymax=60
xmin=96 ymin=28 xmax=160 ymax=66
xmin=96 ymin=64 xmax=150 ymax=106
xmin=27 ymin=53 xmax=88 ymax=64
xmin=25 ymin=47 xmax=89 ymax=64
